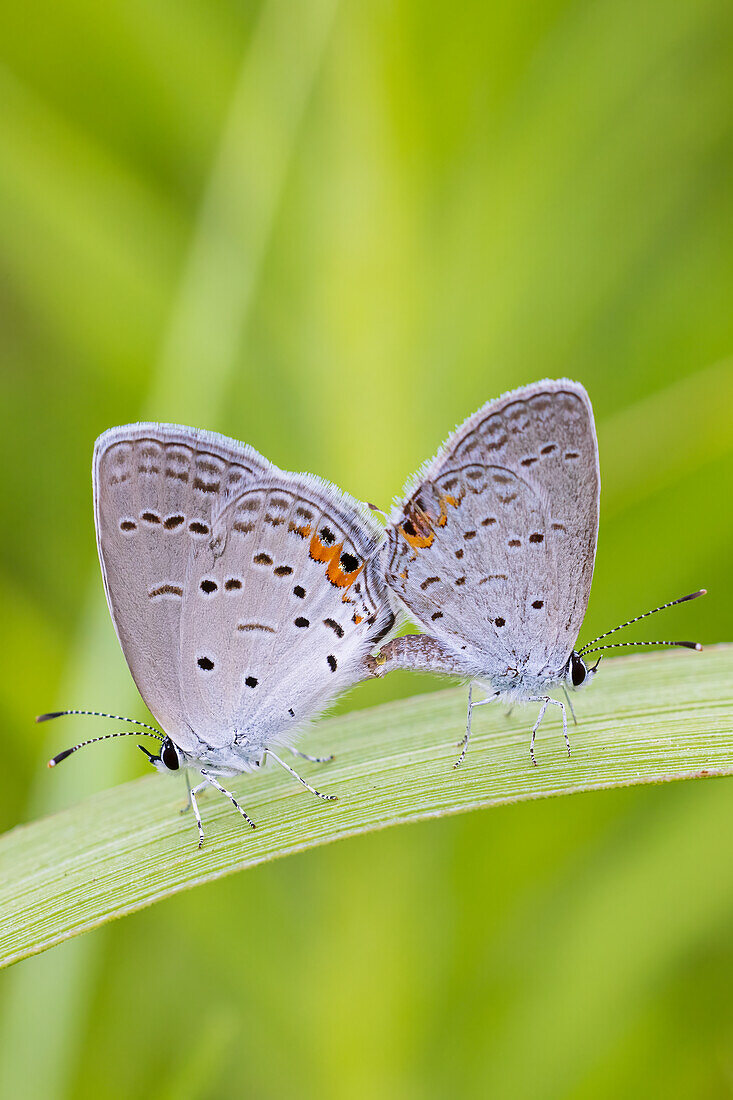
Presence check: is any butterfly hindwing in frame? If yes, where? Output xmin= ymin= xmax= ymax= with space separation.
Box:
xmin=179 ymin=479 xmax=394 ymax=751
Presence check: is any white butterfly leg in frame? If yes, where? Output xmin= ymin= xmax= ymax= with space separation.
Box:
xmin=265 ymin=750 xmax=338 ymax=801
xmin=189 ymin=771 xmax=257 ymax=849
xmin=290 ymin=748 xmax=334 ymax=764
xmin=188 ymin=779 xmax=209 ymax=848
xmin=528 ymin=697 xmax=569 ymax=766
xmin=454 ymin=684 xmax=498 ymax=769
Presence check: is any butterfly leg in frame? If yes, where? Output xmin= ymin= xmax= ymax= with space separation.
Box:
xmin=188 ymin=779 xmax=209 ymax=848
xmin=528 ymin=697 xmax=570 ymax=766
xmin=195 ymin=770 xmax=257 ymax=848
xmin=454 ymin=684 xmax=497 ymax=768
xmin=562 ymin=684 xmax=578 ymax=726
xmin=290 ymin=748 xmax=334 ymax=764
xmin=264 ymin=749 xmax=338 ymax=802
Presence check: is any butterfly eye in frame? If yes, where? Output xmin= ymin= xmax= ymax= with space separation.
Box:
xmin=569 ymin=653 xmax=587 ymax=687
xmin=161 ymin=738 xmax=180 ymax=771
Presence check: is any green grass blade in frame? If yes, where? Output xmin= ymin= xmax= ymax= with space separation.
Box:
xmin=1 ymin=646 xmax=730 ymax=969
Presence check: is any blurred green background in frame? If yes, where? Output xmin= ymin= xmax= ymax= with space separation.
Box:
xmin=1 ymin=0 xmax=732 ymax=1096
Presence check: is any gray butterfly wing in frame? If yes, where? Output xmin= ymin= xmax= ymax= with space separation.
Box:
xmin=94 ymin=424 xmax=269 ymax=751
xmin=94 ymin=424 xmax=393 ymax=758
xmin=384 ymin=380 xmax=599 ymax=680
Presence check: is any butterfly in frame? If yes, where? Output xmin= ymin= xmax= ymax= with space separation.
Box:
xmin=41 ymin=423 xmax=396 ymax=846
xmin=369 ymin=379 xmax=704 ymax=764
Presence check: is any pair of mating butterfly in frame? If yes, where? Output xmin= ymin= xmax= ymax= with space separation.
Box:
xmin=42 ymin=380 xmax=704 ymax=847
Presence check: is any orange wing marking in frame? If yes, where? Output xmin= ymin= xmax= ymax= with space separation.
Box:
xmin=436 ymin=493 xmax=458 ymax=527
xmin=309 ymin=531 xmax=364 ymax=589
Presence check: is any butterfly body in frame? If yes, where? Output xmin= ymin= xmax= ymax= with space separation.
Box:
xmin=82 ymin=423 xmax=396 ymax=841
xmin=371 ymin=379 xmax=601 ymax=760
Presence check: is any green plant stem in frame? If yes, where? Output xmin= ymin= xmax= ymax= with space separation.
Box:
xmin=1 ymin=646 xmax=731 ymax=969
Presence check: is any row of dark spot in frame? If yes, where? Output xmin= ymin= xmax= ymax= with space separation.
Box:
xmin=120 ymin=512 xmax=209 ymax=535
xmin=517 ymin=442 xmax=581 ymax=468
xmin=196 ymin=654 xmax=338 ymax=678
xmin=196 ymin=575 xmax=310 ymax=597
xmin=459 ymin=529 xmax=545 ymax=545
xmin=429 ymin=600 xmax=543 ymax=625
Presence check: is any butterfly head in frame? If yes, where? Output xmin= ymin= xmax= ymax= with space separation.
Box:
xmin=565 ymin=651 xmax=600 ymax=690
xmin=139 ymin=736 xmax=181 ymax=772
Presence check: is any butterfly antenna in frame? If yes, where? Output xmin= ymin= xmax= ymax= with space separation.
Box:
xmin=36 ymin=709 xmax=161 ymax=734
xmin=578 ymin=590 xmax=706 ymax=656
xmin=47 ymin=728 xmax=163 ymax=767
xmin=580 ymin=639 xmax=702 ymax=658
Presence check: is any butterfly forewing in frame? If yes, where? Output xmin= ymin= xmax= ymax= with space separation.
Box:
xmin=94 ymin=423 xmax=393 ymax=760
xmin=385 ymin=381 xmax=599 ymax=678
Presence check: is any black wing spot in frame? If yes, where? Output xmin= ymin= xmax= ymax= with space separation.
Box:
xmin=565 ymin=452 xmax=580 ymax=460
xmin=455 ymin=577 xmax=466 ymax=586
xmin=455 ymin=549 xmax=464 ymax=559
xmin=200 ymin=579 xmax=217 ymax=594
xmin=319 ymin=526 xmax=336 ymax=545
xmin=327 ymin=655 xmax=337 ymax=672
xmin=274 ymin=565 xmax=293 ymax=576
xmin=532 ymin=599 xmax=544 ymax=609
xmin=120 ymin=519 xmax=136 ymax=532
xmin=402 ymin=519 xmax=417 ymax=537
xmin=164 ymin=514 xmax=185 ymax=530
xmin=197 ymin=656 xmax=214 ymax=671
xmin=293 ymin=585 xmax=306 ymax=598
xmin=508 ymin=539 xmax=521 ymax=548
xmin=141 ymin=511 xmax=160 ymax=524
xmin=189 ymin=521 xmax=209 ymax=535
xmin=420 ymin=576 xmax=440 ymax=589
xmin=288 ymin=708 xmax=295 ymax=718
xmin=225 ymin=578 xmax=242 ymax=591
xmin=294 ymin=617 xmax=310 ymax=628
xmin=340 ymin=551 xmax=359 ymax=572
xmin=431 ymin=611 xmax=443 ymax=621
xmin=324 ymin=618 xmax=345 ymax=638
xmin=481 ymin=517 xmax=496 ymax=526
xmin=254 ymin=552 xmax=273 ymax=566
xmin=245 ymin=675 xmax=258 ymax=688
xmin=521 ymin=456 xmax=538 ymax=467
xmin=541 ymin=444 xmax=557 ymax=455
xmin=495 ymin=617 xmax=506 ymax=627
xmin=529 ymin=532 xmax=544 ymax=544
